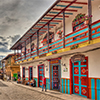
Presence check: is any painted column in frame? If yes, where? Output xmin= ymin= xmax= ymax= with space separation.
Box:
xmin=47 ymin=24 xmax=49 ymax=53
xmin=63 ymin=11 xmax=65 ymax=48
xmin=88 ymin=0 xmax=92 ymax=41
xmin=37 ymin=31 xmax=39 ymax=56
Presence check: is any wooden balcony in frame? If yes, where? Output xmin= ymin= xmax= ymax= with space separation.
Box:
xmin=15 ymin=20 xmax=100 ymax=63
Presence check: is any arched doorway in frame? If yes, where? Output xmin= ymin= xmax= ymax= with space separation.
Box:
xmin=70 ymin=54 xmax=89 ymax=98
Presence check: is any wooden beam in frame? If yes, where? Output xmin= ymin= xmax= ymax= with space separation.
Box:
xmin=60 ymin=1 xmax=87 ymax=5
xmin=52 ymin=8 xmax=77 ymax=12
xmin=41 ymin=19 xmax=62 ymax=22
xmin=37 ymin=24 xmax=56 ymax=26
xmin=46 ymin=14 xmax=69 ymax=18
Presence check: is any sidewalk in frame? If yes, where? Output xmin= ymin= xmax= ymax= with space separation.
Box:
xmin=11 ymin=81 xmax=90 ymax=100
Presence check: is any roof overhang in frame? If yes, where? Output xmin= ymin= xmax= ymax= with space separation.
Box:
xmin=10 ymin=0 xmax=87 ymax=50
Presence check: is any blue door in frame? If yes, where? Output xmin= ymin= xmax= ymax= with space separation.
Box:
xmin=29 ymin=67 xmax=33 ymax=81
xmin=73 ymin=58 xmax=88 ymax=98
xmin=52 ymin=65 xmax=61 ymax=90
xmin=39 ymin=65 xmax=44 ymax=88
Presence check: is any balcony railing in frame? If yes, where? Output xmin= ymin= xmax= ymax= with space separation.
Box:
xmin=15 ymin=20 xmax=100 ymax=63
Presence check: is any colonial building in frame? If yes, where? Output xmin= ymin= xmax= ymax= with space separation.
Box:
xmin=10 ymin=0 xmax=100 ymax=100
xmin=3 ymin=54 xmax=20 ymax=80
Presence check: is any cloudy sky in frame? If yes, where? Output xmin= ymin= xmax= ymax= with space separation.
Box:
xmin=0 ymin=0 xmax=56 ymax=59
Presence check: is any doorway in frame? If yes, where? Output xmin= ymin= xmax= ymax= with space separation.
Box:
xmin=38 ymin=65 xmax=44 ymax=88
xmin=22 ymin=67 xmax=25 ymax=79
xmin=72 ymin=57 xmax=88 ymax=98
xmin=29 ymin=67 xmax=33 ymax=81
xmin=51 ymin=65 xmax=61 ymax=91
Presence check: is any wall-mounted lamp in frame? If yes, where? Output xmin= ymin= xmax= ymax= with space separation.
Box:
xmin=34 ymin=66 xmax=36 ymax=68
xmin=61 ymin=63 xmax=66 ymax=67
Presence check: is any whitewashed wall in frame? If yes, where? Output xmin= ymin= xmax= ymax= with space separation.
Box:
xmin=20 ymin=65 xmax=22 ymax=78
xmin=20 ymin=60 xmax=49 ymax=79
xmin=61 ymin=56 xmax=71 ymax=79
xmin=87 ymin=49 xmax=100 ymax=78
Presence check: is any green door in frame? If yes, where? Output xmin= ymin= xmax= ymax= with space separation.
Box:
xmin=13 ymin=73 xmax=18 ymax=81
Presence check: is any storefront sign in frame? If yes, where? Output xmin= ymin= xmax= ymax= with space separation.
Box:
xmin=71 ymin=54 xmax=85 ymax=63
xmin=50 ymin=60 xmax=59 ymax=64
xmin=63 ymin=68 xmax=68 ymax=72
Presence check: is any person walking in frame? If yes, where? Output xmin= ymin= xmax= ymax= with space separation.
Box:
xmin=42 ymin=76 xmax=46 ymax=92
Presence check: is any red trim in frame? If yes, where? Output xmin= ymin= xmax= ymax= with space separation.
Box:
xmin=41 ymin=20 xmax=62 ymax=22
xmin=52 ymin=8 xmax=77 ymax=12
xmin=60 ymin=1 xmax=87 ymax=5
xmin=70 ymin=59 xmax=73 ymax=94
xmin=38 ymin=64 xmax=45 ymax=87
xmin=46 ymin=14 xmax=69 ymax=18
xmin=86 ymin=57 xmax=89 ymax=98
xmin=95 ymin=79 xmax=97 ymax=100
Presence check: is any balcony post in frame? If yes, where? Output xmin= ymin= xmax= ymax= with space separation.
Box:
xmin=25 ymin=41 xmax=26 ymax=59
xmin=47 ymin=24 xmax=49 ymax=53
xmin=88 ymin=0 xmax=92 ymax=41
xmin=37 ymin=31 xmax=39 ymax=56
xmin=30 ymin=36 xmax=32 ymax=57
xmin=63 ymin=11 xmax=65 ymax=48
xmin=21 ymin=45 xmax=22 ymax=60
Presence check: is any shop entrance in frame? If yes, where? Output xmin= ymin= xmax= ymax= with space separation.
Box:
xmin=22 ymin=67 xmax=25 ymax=79
xmin=49 ymin=58 xmax=61 ymax=91
xmin=38 ymin=65 xmax=44 ymax=88
xmin=72 ymin=57 xmax=88 ymax=98
xmin=52 ymin=65 xmax=59 ymax=90
xmin=29 ymin=67 xmax=33 ymax=81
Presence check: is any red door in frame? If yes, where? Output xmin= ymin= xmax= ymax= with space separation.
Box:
xmin=73 ymin=57 xmax=88 ymax=98
xmin=38 ymin=65 xmax=44 ymax=88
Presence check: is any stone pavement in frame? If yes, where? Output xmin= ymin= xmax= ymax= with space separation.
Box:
xmin=0 ymin=79 xmax=90 ymax=100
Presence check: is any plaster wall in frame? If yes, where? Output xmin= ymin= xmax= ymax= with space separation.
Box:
xmin=61 ymin=56 xmax=71 ymax=79
xmin=86 ymin=49 xmax=100 ymax=78
xmin=20 ymin=60 xmax=49 ymax=79
xmin=61 ymin=49 xmax=100 ymax=79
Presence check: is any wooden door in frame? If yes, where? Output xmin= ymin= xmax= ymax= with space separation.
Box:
xmin=73 ymin=57 xmax=88 ymax=98
xmin=29 ymin=67 xmax=33 ymax=81
xmin=52 ymin=65 xmax=59 ymax=90
xmin=39 ymin=65 xmax=44 ymax=88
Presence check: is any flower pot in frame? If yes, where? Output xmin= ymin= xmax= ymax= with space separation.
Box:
xmin=84 ymin=20 xmax=89 ymax=25
xmin=59 ymin=34 xmax=62 ymax=38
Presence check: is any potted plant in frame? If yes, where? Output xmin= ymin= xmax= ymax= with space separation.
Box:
xmin=84 ymin=15 xmax=92 ymax=25
xmin=56 ymin=30 xmax=63 ymax=38
xmin=41 ymin=39 xmax=47 ymax=45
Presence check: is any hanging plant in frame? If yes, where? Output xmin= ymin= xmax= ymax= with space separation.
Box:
xmin=84 ymin=15 xmax=92 ymax=25
xmin=56 ymin=30 xmax=63 ymax=35
xmin=56 ymin=30 xmax=63 ymax=38
xmin=72 ymin=13 xmax=85 ymax=27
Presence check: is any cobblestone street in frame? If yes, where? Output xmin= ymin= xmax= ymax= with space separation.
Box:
xmin=0 ymin=80 xmax=90 ymax=100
